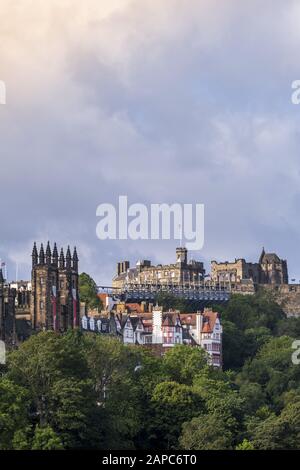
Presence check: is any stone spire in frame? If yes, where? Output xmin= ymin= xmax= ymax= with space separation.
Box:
xmin=46 ymin=241 xmax=52 ymax=265
xmin=66 ymin=246 xmax=72 ymax=270
xmin=59 ymin=248 xmax=65 ymax=269
xmin=259 ymin=246 xmax=266 ymax=264
xmin=32 ymin=242 xmax=38 ymax=267
xmin=72 ymin=246 xmax=78 ymax=272
xmin=39 ymin=243 xmax=45 ymax=265
xmin=52 ymin=242 xmax=58 ymax=267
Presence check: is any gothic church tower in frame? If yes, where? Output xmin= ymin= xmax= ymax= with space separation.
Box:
xmin=30 ymin=242 xmax=79 ymax=331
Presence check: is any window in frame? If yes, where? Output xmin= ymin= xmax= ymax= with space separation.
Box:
xmin=40 ymin=301 xmax=44 ymax=310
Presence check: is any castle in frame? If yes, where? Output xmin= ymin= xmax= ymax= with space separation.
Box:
xmin=113 ymin=247 xmax=205 ymax=289
xmin=113 ymin=246 xmax=288 ymax=290
xmin=211 ymin=247 xmax=288 ymax=286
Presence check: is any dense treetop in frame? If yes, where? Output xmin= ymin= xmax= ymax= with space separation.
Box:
xmin=1 ymin=292 xmax=300 ymax=449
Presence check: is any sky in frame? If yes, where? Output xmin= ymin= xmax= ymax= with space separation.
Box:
xmin=1 ymin=0 xmax=300 ymax=284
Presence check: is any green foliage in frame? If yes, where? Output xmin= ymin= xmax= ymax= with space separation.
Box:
xmin=79 ymin=272 xmax=102 ymax=311
xmin=162 ymin=345 xmax=208 ymax=385
xmin=180 ymin=414 xmax=233 ymax=450
xmin=148 ymin=381 xmax=203 ymax=449
xmin=1 ymin=292 xmax=300 ymax=450
xmin=0 ymin=378 xmax=30 ymax=449
xmin=236 ymin=439 xmax=254 ymax=450
xmin=31 ymin=426 xmax=63 ymax=450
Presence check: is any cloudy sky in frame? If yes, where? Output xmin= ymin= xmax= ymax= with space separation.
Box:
xmin=1 ymin=0 xmax=300 ymax=284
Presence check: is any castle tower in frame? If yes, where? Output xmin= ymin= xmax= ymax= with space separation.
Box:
xmin=176 ymin=247 xmax=188 ymax=265
xmin=258 ymin=248 xmax=288 ymax=285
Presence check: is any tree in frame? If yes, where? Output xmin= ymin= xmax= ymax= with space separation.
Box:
xmin=236 ymin=439 xmax=254 ymax=450
xmin=147 ymin=381 xmax=203 ymax=449
xmin=179 ymin=414 xmax=233 ymax=450
xmin=193 ymin=370 xmax=245 ymax=438
xmin=276 ymin=317 xmax=300 ymax=338
xmin=222 ymin=320 xmax=247 ymax=369
xmin=218 ymin=294 xmax=285 ymax=332
xmin=31 ymin=426 xmax=63 ymax=450
xmin=0 ymin=378 xmax=30 ymax=450
xmin=162 ymin=345 xmax=207 ymax=385
xmin=83 ymin=333 xmax=143 ymax=449
xmin=79 ymin=272 xmax=102 ymax=311
xmin=6 ymin=330 xmax=103 ymax=449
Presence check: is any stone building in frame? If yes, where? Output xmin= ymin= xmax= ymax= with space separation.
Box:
xmin=0 ymin=268 xmax=16 ymax=348
xmin=211 ymin=248 xmax=288 ymax=286
xmin=113 ymin=247 xmax=205 ymax=289
xmin=30 ymin=242 xmax=80 ymax=331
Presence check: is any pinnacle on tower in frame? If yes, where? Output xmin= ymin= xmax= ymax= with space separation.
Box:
xmin=46 ymin=241 xmax=52 ymax=265
xmin=39 ymin=243 xmax=45 ymax=264
xmin=59 ymin=248 xmax=65 ymax=269
xmin=52 ymin=242 xmax=58 ymax=266
xmin=259 ymin=246 xmax=266 ymax=264
xmin=0 ymin=268 xmax=4 ymax=284
xmin=66 ymin=245 xmax=72 ymax=270
xmin=32 ymin=242 xmax=38 ymax=267
xmin=72 ymin=246 xmax=78 ymax=272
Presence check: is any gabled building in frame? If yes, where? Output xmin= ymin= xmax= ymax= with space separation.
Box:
xmin=80 ymin=305 xmax=222 ymax=367
xmin=152 ymin=308 xmax=183 ymax=346
xmin=179 ymin=309 xmax=222 ymax=367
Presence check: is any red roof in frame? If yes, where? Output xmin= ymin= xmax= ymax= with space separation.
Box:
xmin=201 ymin=310 xmax=219 ymax=333
xmin=126 ymin=303 xmax=144 ymax=313
xmin=179 ymin=313 xmax=196 ymax=326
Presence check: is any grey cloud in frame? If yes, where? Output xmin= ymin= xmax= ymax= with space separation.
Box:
xmin=1 ymin=0 xmax=300 ymax=283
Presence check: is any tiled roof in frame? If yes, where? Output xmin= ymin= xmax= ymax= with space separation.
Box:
xmin=126 ymin=303 xmax=143 ymax=313
xmin=201 ymin=310 xmax=219 ymax=333
xmin=179 ymin=313 xmax=196 ymax=326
